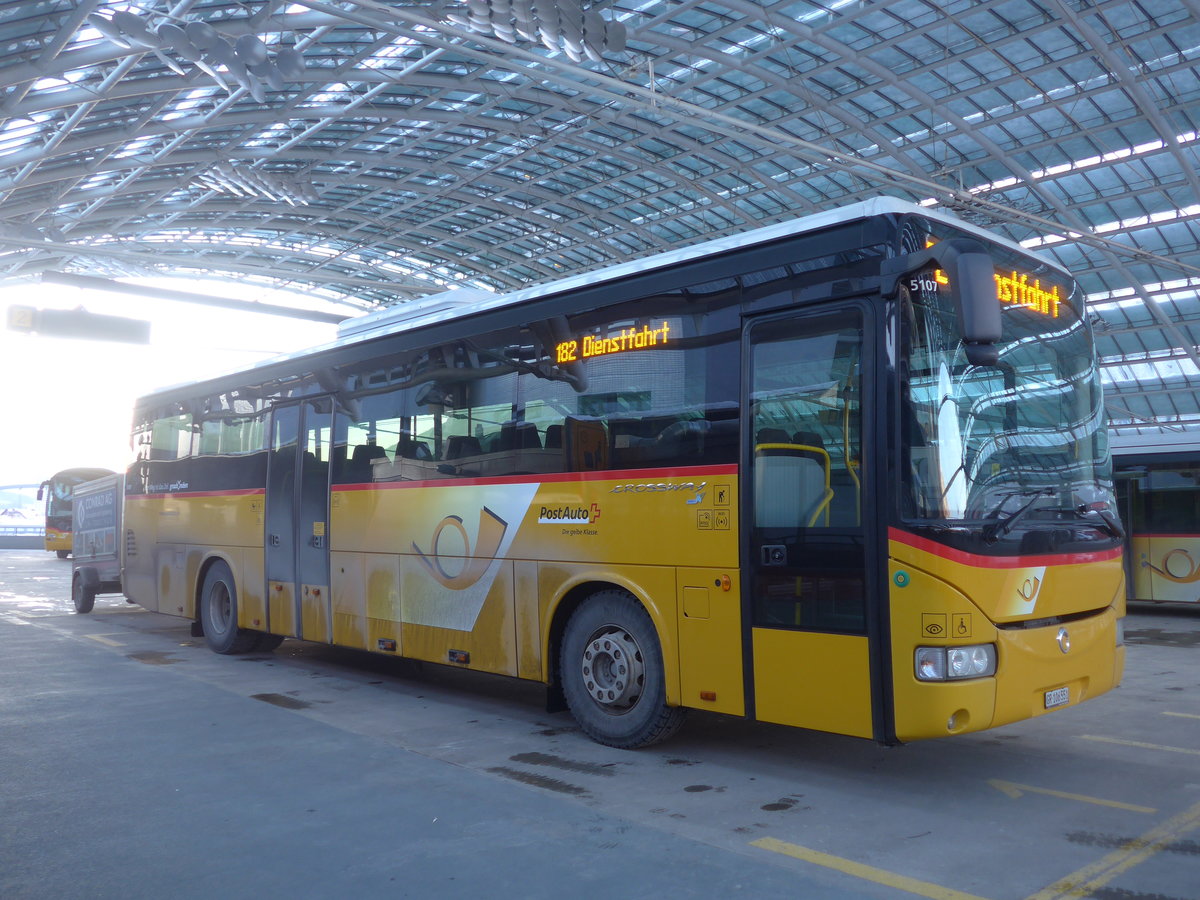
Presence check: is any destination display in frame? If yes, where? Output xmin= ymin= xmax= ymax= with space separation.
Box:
xmin=555 ymin=321 xmax=672 ymax=363
xmin=993 ymin=269 xmax=1064 ymax=319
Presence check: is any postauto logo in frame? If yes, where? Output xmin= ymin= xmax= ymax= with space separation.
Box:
xmin=537 ymin=503 xmax=601 ymax=525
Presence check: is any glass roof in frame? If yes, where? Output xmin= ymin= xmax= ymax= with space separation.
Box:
xmin=2 ymin=0 xmax=1199 ymax=433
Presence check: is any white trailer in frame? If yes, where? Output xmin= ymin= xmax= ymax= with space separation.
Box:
xmin=70 ymin=473 xmax=124 ymax=614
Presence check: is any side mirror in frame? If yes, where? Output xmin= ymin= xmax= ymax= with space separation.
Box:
xmin=882 ymin=238 xmax=1001 ymax=366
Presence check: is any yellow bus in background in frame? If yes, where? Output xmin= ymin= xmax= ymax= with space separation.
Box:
xmin=121 ymin=198 xmax=1125 ymax=748
xmin=37 ymin=467 xmax=114 ymax=558
xmin=1113 ymin=432 xmax=1200 ymax=605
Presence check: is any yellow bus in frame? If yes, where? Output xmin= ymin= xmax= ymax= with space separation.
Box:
xmin=122 ymin=197 xmax=1125 ymax=748
xmin=37 ymin=467 xmax=115 ymax=558
xmin=1112 ymin=433 xmax=1200 ymax=605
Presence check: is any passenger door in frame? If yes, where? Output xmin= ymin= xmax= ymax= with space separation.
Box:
xmin=744 ymin=305 xmax=877 ymax=738
xmin=265 ymin=397 xmax=333 ymax=640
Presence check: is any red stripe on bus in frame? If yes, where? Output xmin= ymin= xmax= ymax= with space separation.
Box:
xmin=335 ymin=463 xmax=739 ymax=491
xmin=1129 ymin=532 xmax=1200 ymax=539
xmin=888 ymin=527 xmax=1122 ymax=568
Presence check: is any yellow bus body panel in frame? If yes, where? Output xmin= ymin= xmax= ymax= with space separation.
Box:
xmin=889 ymin=534 xmax=1125 ymax=741
xmin=889 ymin=535 xmax=1125 ymax=624
xmin=752 ymin=629 xmax=873 ymax=737
xmin=122 ymin=498 xmax=160 ymax=611
xmin=401 ymin=558 xmax=519 ymax=675
xmin=45 ymin=528 xmax=71 ymax=553
xmin=1128 ymin=534 xmax=1200 ymax=603
xmin=677 ymin=567 xmax=745 ymax=716
xmin=124 ymin=493 xmax=263 ymax=617
xmin=123 ymin=475 xmax=736 ymax=699
xmin=330 ymin=550 xmax=392 ymax=650
xmin=235 ymin=547 xmax=267 ymax=630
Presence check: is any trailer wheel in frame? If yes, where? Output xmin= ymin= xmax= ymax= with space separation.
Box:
xmin=200 ymin=562 xmax=259 ymax=654
xmin=71 ymin=574 xmax=96 ymax=614
xmin=560 ymin=589 xmax=686 ymax=749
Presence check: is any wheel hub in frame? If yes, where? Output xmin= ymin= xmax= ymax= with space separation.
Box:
xmin=209 ymin=582 xmax=232 ymax=632
xmin=580 ymin=626 xmax=645 ymax=710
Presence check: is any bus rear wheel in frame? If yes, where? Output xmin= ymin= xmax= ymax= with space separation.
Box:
xmin=72 ymin=574 xmax=96 ymax=614
xmin=200 ymin=562 xmax=260 ymax=655
xmin=560 ymin=590 xmax=686 ymax=749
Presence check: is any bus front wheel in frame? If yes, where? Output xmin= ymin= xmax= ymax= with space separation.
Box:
xmin=200 ymin=562 xmax=260 ymax=655
xmin=56 ymin=550 xmax=69 ymax=559
xmin=560 ymin=590 xmax=686 ymax=749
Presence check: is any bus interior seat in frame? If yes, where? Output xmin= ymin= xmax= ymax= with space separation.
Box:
xmin=544 ymin=424 xmax=563 ymax=449
xmin=754 ymin=439 xmax=831 ymax=529
xmin=393 ymin=432 xmax=432 ymax=460
xmin=347 ymin=443 xmax=387 ymax=481
xmin=500 ymin=420 xmax=542 ymax=451
xmin=755 ymin=427 xmax=791 ymax=446
xmin=352 ymin=443 xmax=387 ymax=465
xmin=444 ymin=435 xmax=482 ymax=460
xmin=798 ymin=428 xmax=859 ymax=524
xmin=791 ymin=430 xmax=824 ymax=449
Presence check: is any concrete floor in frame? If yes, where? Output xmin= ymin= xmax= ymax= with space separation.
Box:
xmin=2 ymin=548 xmax=1198 ymax=900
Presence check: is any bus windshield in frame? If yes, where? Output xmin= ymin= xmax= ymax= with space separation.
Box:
xmin=900 ymin=257 xmax=1114 ymax=538
xmin=45 ymin=479 xmax=75 ymax=518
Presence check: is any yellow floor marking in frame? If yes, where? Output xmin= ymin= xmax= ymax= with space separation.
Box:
xmin=1163 ymin=710 xmax=1200 ymax=720
xmin=83 ymin=634 xmax=124 ymax=647
xmin=750 ymin=837 xmax=991 ymax=900
xmin=1081 ymin=734 xmax=1200 ymax=757
xmin=988 ymin=779 xmax=1155 ymax=814
xmin=1024 ymin=799 xmax=1200 ymax=900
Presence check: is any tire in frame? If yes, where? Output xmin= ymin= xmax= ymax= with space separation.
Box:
xmin=560 ymin=590 xmax=686 ymax=749
xmin=72 ymin=575 xmax=96 ymax=614
xmin=56 ymin=549 xmax=69 ymax=559
xmin=200 ymin=562 xmax=259 ymax=654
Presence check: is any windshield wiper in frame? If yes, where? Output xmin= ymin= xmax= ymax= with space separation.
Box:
xmin=1076 ymin=504 xmax=1125 ymax=540
xmin=982 ymin=488 xmax=1054 ymax=543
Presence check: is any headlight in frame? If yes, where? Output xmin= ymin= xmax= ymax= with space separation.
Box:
xmin=1115 ymin=617 xmax=1125 ymax=647
xmin=915 ymin=644 xmax=996 ymax=681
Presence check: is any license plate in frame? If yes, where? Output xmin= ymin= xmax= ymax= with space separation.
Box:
xmin=1044 ymin=687 xmax=1069 ymax=709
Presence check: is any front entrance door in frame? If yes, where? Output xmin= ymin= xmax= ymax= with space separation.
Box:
xmin=265 ymin=397 xmax=333 ymax=640
xmin=744 ymin=304 xmax=877 ymax=738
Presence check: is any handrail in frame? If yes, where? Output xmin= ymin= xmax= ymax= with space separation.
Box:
xmin=754 ymin=442 xmax=834 ymax=527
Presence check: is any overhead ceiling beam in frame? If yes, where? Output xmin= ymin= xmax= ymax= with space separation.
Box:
xmin=40 ymin=271 xmax=350 ymax=324
xmin=0 ymin=233 xmax=429 ymax=295
xmin=296 ymin=0 xmax=1200 ymax=285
